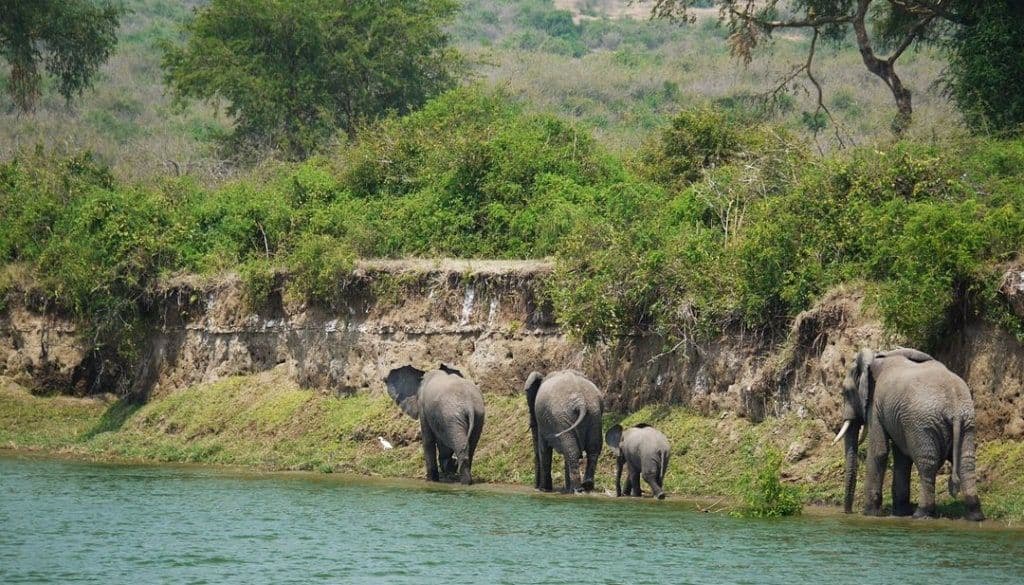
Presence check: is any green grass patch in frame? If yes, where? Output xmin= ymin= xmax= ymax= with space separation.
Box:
xmin=2 ymin=372 xmax=1022 ymax=523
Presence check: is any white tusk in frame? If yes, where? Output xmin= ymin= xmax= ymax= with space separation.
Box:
xmin=832 ymin=420 xmax=851 ymax=445
xmin=858 ymin=426 xmax=867 ymax=445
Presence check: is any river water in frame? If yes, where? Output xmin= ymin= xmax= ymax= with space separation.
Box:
xmin=1 ymin=455 xmax=1022 ymax=584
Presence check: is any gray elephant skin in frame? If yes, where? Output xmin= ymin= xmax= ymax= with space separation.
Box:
xmin=606 ymin=424 xmax=670 ymax=499
xmin=524 ymin=369 xmax=604 ymax=493
xmin=385 ymin=364 xmax=485 ymax=485
xmin=835 ymin=348 xmax=983 ymax=520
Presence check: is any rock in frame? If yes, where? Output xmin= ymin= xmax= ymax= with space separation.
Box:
xmin=786 ymin=441 xmax=808 ymax=463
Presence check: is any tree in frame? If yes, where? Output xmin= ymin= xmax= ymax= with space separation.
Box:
xmin=945 ymin=1 xmax=1024 ymax=135
xmin=0 ymin=0 xmax=124 ymax=112
xmin=162 ymin=0 xmax=461 ymax=160
xmin=643 ymin=1 xmax=973 ymax=135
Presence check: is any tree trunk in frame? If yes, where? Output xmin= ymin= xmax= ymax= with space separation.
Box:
xmin=853 ymin=0 xmax=913 ymax=135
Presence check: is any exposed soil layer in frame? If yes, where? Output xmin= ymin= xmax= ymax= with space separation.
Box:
xmin=2 ymin=261 xmax=1022 ymax=442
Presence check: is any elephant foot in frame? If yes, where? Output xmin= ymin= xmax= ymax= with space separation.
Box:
xmin=892 ymin=503 xmax=914 ymax=517
xmin=655 ymin=492 xmax=666 ymax=500
xmin=964 ymin=496 xmax=985 ymax=522
xmin=862 ymin=506 xmax=884 ymax=517
xmin=912 ymin=505 xmax=936 ymax=519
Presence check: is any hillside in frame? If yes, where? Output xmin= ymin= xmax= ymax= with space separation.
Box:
xmin=1 ymin=0 xmax=960 ymax=181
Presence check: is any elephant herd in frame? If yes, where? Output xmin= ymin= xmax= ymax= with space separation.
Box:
xmin=384 ymin=346 xmax=985 ymax=521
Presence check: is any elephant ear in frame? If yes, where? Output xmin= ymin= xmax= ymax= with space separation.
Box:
xmin=605 ymin=424 xmax=624 ymax=455
xmin=856 ymin=349 xmax=876 ymax=425
xmin=439 ymin=363 xmax=464 ymax=378
xmin=879 ymin=347 xmax=933 ymax=363
xmin=524 ymin=371 xmax=544 ymax=429
xmin=385 ymin=365 xmax=425 ymax=419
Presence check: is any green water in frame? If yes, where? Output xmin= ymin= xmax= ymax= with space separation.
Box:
xmin=1 ymin=456 xmax=1022 ymax=584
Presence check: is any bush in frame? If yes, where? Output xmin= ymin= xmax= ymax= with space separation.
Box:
xmin=733 ymin=442 xmax=803 ymax=518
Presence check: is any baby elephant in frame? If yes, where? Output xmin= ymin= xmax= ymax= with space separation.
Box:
xmin=605 ymin=424 xmax=671 ymax=499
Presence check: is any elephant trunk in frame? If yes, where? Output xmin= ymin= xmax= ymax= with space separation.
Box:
xmin=843 ymin=421 xmax=861 ymax=513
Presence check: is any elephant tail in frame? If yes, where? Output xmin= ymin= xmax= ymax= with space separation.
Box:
xmin=659 ymin=450 xmax=668 ymax=485
xmin=466 ymin=406 xmax=476 ymax=446
xmin=553 ymin=403 xmax=586 ymax=438
xmin=950 ymin=416 xmax=963 ymax=498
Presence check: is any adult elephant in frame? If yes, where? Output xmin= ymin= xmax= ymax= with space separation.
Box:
xmin=524 ymin=369 xmax=603 ymax=493
xmin=385 ymin=364 xmax=485 ymax=485
xmin=834 ymin=348 xmax=983 ymax=520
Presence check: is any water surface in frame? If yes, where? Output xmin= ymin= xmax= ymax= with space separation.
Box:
xmin=1 ymin=455 xmax=1022 ymax=584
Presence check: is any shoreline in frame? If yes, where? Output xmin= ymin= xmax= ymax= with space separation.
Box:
xmin=4 ymin=446 xmax=1019 ymax=531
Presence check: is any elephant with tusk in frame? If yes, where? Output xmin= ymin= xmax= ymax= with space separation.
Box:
xmin=835 ymin=347 xmax=983 ymax=521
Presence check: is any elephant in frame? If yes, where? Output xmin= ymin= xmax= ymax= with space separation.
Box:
xmin=834 ymin=348 xmax=983 ymax=520
xmin=385 ymin=364 xmax=485 ymax=485
xmin=605 ymin=423 xmax=671 ymax=499
xmin=524 ymin=369 xmax=604 ymax=493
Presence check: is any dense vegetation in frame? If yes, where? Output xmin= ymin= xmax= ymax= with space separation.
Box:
xmin=3 ymin=87 xmax=1023 ymax=365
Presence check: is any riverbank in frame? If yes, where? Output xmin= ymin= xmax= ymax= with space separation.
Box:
xmin=4 ymin=372 xmax=1022 ymax=524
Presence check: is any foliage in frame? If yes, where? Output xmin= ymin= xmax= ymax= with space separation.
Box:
xmin=0 ymin=0 xmax=124 ymax=111
xmin=732 ymin=440 xmax=803 ymax=518
xmin=161 ymin=0 xmax=461 ymax=159
xmin=552 ymin=108 xmax=1024 ymax=348
xmin=945 ymin=1 xmax=1024 ymax=135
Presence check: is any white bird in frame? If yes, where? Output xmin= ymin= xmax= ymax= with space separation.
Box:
xmin=377 ymin=436 xmax=394 ymax=450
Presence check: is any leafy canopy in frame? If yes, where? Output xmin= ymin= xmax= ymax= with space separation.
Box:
xmin=0 ymin=0 xmax=124 ymax=111
xmin=161 ymin=0 xmax=462 ymax=159
xmin=945 ymin=1 xmax=1024 ymax=135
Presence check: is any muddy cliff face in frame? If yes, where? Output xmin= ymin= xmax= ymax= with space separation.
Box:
xmin=2 ymin=261 xmax=1022 ymax=440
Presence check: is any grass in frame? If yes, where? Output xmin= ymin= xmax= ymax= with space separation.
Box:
xmin=4 ymin=372 xmax=1021 ymax=522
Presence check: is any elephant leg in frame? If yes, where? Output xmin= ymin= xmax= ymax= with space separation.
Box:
xmin=863 ymin=427 xmax=890 ymax=516
xmin=891 ymin=449 xmax=913 ymax=517
xmin=538 ymin=439 xmax=554 ymax=492
xmin=643 ymin=464 xmax=665 ymax=500
xmin=421 ymin=422 xmax=440 ymax=482
xmin=438 ymin=444 xmax=456 ymax=478
xmin=581 ymin=453 xmax=597 ymax=492
xmin=959 ymin=430 xmax=984 ymax=521
xmin=463 ymin=413 xmax=483 ymax=486
xmin=629 ymin=465 xmax=642 ymax=497
xmin=559 ymin=438 xmax=583 ymax=493
xmin=615 ymin=457 xmax=625 ymax=497
xmin=912 ymin=460 xmax=939 ymax=519
xmin=581 ymin=434 xmax=600 ymax=492
xmin=530 ymin=426 xmax=541 ymax=490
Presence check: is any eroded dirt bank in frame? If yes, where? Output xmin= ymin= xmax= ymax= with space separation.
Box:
xmin=3 ymin=260 xmax=1023 ymax=441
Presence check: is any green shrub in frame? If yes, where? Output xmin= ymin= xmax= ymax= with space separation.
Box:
xmin=732 ymin=441 xmax=803 ymax=518
xmin=287 ymin=234 xmax=356 ymax=303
